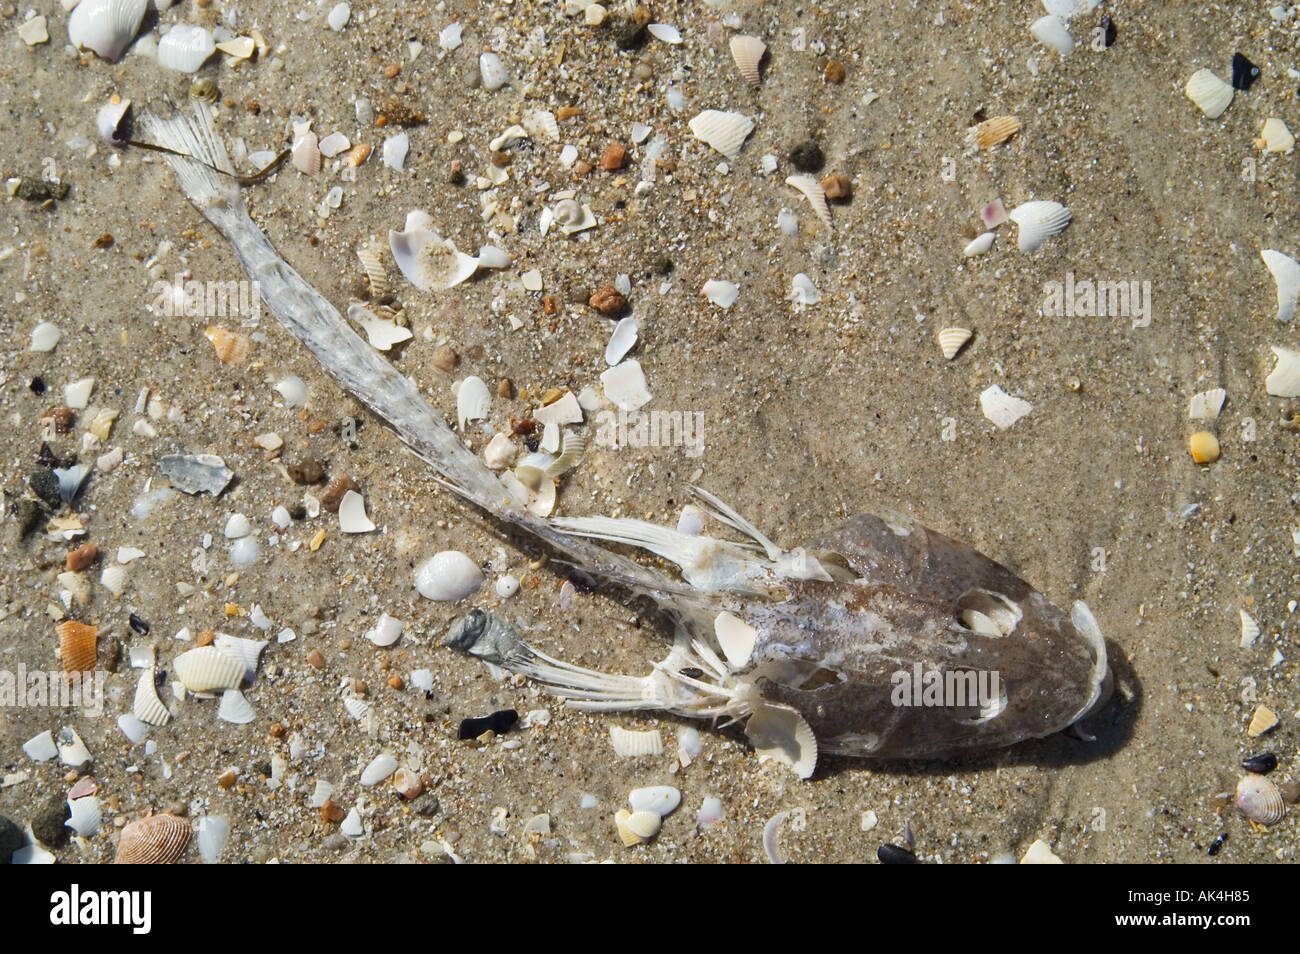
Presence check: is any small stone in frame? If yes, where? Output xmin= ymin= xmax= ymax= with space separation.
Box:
xmin=321 ymin=475 xmax=358 ymax=512
xmin=393 ymin=768 xmax=424 ymax=799
xmin=31 ymin=794 xmax=70 ymax=849
xmin=571 ymin=159 xmax=592 ymax=178
xmin=387 ymin=675 xmax=403 ymax=689
xmin=320 ymin=798 xmax=346 ymax=823
xmin=412 ymin=791 xmax=441 ymax=817
xmin=41 ymin=406 xmax=75 ymax=433
xmin=612 ymin=18 xmax=647 ymax=50
xmin=288 ymin=459 xmax=326 ymax=485
xmin=217 ymin=768 xmax=237 ymax=789
xmin=28 ymin=469 xmax=62 ymax=510
xmin=269 ymin=722 xmax=286 ymax=738
xmin=0 ymin=814 xmax=23 ymax=864
xmin=632 ymin=6 xmax=652 ymax=26
xmin=66 ymin=542 xmax=98 ymax=572
xmin=1189 ymin=431 xmax=1220 ymax=465
xmin=600 ymin=142 xmax=627 ymax=171
xmin=821 ymin=174 xmax=852 ymax=200
xmin=15 ymin=498 xmax=48 ymax=539
xmin=790 ymin=140 xmax=824 ymax=173
xmin=497 ymin=379 xmax=514 ymax=399
xmin=823 ymin=60 xmax=846 ymax=83
xmin=307 ymin=649 xmax=327 ymax=669
xmin=432 ymin=346 xmax=458 ymax=372
xmin=589 ymin=285 xmax=628 ymax=315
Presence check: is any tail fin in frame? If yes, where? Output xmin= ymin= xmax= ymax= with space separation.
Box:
xmin=137 ymin=101 xmax=238 ymax=211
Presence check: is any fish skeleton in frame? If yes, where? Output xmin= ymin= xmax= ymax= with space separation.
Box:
xmin=141 ymin=103 xmax=1111 ymax=778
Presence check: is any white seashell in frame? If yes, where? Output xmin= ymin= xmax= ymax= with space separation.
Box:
xmin=1259 ymin=118 xmax=1295 ymax=154
xmin=117 ymin=713 xmax=148 ymax=744
xmin=1235 ymin=774 xmax=1286 ymax=825
xmin=366 ymin=612 xmax=403 ymax=647
xmin=1185 ymin=68 xmax=1234 ymax=119
xmin=697 ymin=796 xmax=725 ymax=828
xmin=212 ymin=634 xmax=267 ymax=680
xmin=609 ymin=725 xmax=663 ymax=757
xmin=54 ymin=465 xmax=90 ymax=504
xmin=29 ymin=321 xmax=61 ymax=352
xmin=605 ymin=317 xmax=639 ymax=366
xmin=762 ymin=812 xmax=788 ymax=863
xmin=291 ymin=131 xmax=321 ymax=175
xmin=99 ymin=563 xmax=128 ymax=597
xmin=17 ymin=13 xmax=48 ymax=45
xmin=551 ymin=200 xmax=597 ymax=235
xmin=629 ymin=785 xmax=681 ymax=817
xmin=157 ymin=24 xmax=215 ymax=72
xmin=214 ymin=35 xmax=254 ymax=59
xmin=1029 ymin=15 xmax=1073 ymax=55
xmin=1008 ymin=200 xmax=1071 ymax=252
xmin=344 ymin=696 xmax=370 ymax=721
xmin=389 ymin=211 xmax=479 ymax=291
xmin=347 ymin=303 xmax=412 ymax=351
xmin=338 ymin=490 xmax=376 ymax=533
xmin=230 ymin=536 xmax=259 ymax=566
xmin=133 ymin=670 xmax=171 ymax=726
xmin=360 ymin=753 xmax=398 ymax=786
xmin=319 ymin=131 xmax=351 ymax=157
xmin=1265 ymin=346 xmax=1300 ymax=398
xmin=701 ymin=279 xmax=740 ymax=308
xmin=57 ymin=726 xmax=92 ymax=768
xmin=547 ymin=432 xmax=585 ymax=477
xmin=1261 ymin=249 xmax=1300 ymax=322
xmin=1188 ymin=387 xmax=1226 ymax=420
xmin=746 ymin=704 xmax=817 ymax=779
xmin=476 ymin=245 xmax=511 ymax=269
xmin=196 ymin=815 xmax=229 ymax=863
xmin=1020 ymin=839 xmax=1064 ymax=864
xmin=66 ymin=795 xmax=101 ymax=837
xmin=980 ymin=385 xmax=1034 ymax=428
xmin=938 ymin=327 xmax=973 ymax=360
xmin=309 ymin=780 xmax=334 ymax=808
xmin=648 ymin=23 xmax=682 ymax=43
xmin=174 ymin=645 xmax=246 ymax=692
xmin=786 ymin=174 xmax=833 ymax=229
xmin=275 ymin=375 xmax=308 ymax=406
xmin=96 ymin=98 xmax=131 ymax=146
xmin=688 ymin=110 xmax=755 ymax=159
xmin=117 ymin=546 xmax=145 ymax=563
xmin=964 ymin=232 xmax=996 ymax=257
xmin=523 ymin=109 xmax=559 ymax=141
xmin=64 ymin=377 xmax=95 ymax=409
xmin=341 ymin=807 xmax=364 ymax=836
xmin=224 ymin=513 xmax=251 ymax=539
xmin=456 ymin=375 xmax=492 ymax=431
xmin=616 ymin=809 xmax=662 ymax=844
xmin=327 ymin=2 xmax=350 ymax=31
xmin=416 ymin=550 xmax=484 ymax=601
xmin=67 ymin=0 xmax=147 ymax=61
xmin=439 ymin=21 xmax=463 ymax=51
xmin=483 ymin=433 xmax=516 ymax=470
xmin=488 ymin=125 xmax=529 ymax=152
xmin=534 ymin=391 xmax=583 ymax=428
xmin=600 ymin=360 xmax=652 ymax=411
xmin=1240 ymin=609 xmax=1261 ymax=648
xmin=495 ymin=574 xmax=520 ymax=598
xmin=714 ymin=611 xmax=757 ymax=669
xmin=382 ymin=130 xmax=409 ymax=171
xmin=410 ymin=669 xmax=433 ymax=692
xmin=729 ymin=34 xmax=766 ymax=86
xmin=479 ymin=51 xmax=510 ymax=90
xmin=23 ymin=730 xmax=58 ymax=762
xmin=789 ymin=272 xmax=821 ymax=307
xmin=217 ymin=689 xmax=255 ymax=724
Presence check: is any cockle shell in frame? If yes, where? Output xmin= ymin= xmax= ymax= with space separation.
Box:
xmin=212 ymin=634 xmax=267 ymax=680
xmin=966 ymin=115 xmax=1020 ymax=150
xmin=615 ymin=809 xmax=661 ymax=844
xmin=1258 ymin=118 xmax=1295 ymax=154
xmin=1265 ymin=347 xmax=1300 ymax=398
xmin=688 ymin=110 xmax=755 ymax=160
xmin=66 ymin=795 xmax=101 ymax=837
xmin=291 ymin=131 xmax=322 ymax=175
xmin=1188 ymin=387 xmax=1226 ymax=421
xmin=1008 ymin=200 xmax=1071 ymax=252
xmin=344 ymin=697 xmax=370 ymax=721
xmin=389 ymin=211 xmax=479 ymax=291
xmin=415 ymin=551 xmax=484 ymax=601
xmin=133 ymin=670 xmax=171 ymax=726
xmin=729 ymin=34 xmax=766 ymax=86
xmin=157 ymin=24 xmax=216 ymax=73
xmin=786 ymin=174 xmax=833 ymax=229
xmin=964 ymin=232 xmax=995 ymax=257
xmin=456 ymin=375 xmax=492 ymax=431
xmin=57 ymin=621 xmax=98 ymax=676
xmin=1260 ymin=249 xmax=1300 ymax=322
xmin=173 ymin=645 xmax=245 ymax=692
xmin=1029 ymin=15 xmax=1073 ymax=55
xmin=523 ymin=109 xmax=559 ymax=141
xmin=747 ymin=703 xmax=818 ymax=779
xmin=205 ymin=325 xmax=252 ymax=363
xmin=115 ymin=813 xmax=190 ymax=863
xmin=938 ymin=327 xmax=973 ymax=360
xmin=1236 ymin=773 xmax=1286 ymax=825
xmin=609 ymin=725 xmax=663 ymax=757
xmin=67 ymin=0 xmax=147 ymax=61
xmin=217 ymin=688 xmax=255 ymax=724
xmin=1185 ymin=68 xmax=1234 ymax=119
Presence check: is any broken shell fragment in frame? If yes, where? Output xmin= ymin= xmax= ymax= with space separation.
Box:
xmin=115 ymin=813 xmax=190 ymax=863
xmin=217 ymin=688 xmax=255 ymax=724
xmin=965 ymin=115 xmax=1020 ymax=150
xmin=714 ymin=611 xmax=757 ymax=669
xmin=1188 ymin=388 xmax=1226 ymax=420
xmin=616 ymin=809 xmax=662 ymax=845
xmin=729 ymin=34 xmax=766 ymax=86
xmin=688 ymin=109 xmax=755 ymax=159
xmin=338 ymin=490 xmax=376 ymax=533
xmin=1236 ymin=773 xmax=1286 ymax=825
xmin=1029 ymin=15 xmax=1073 ymax=55
xmin=1240 ymin=610 xmax=1261 ymax=648
xmin=366 ymin=613 xmax=403 ymax=647
xmin=456 ymin=375 xmax=492 ymax=431
xmin=701 ymin=279 xmax=740 ymax=309
xmin=963 ymin=232 xmax=995 ymax=257
xmin=1185 ymin=68 xmax=1234 ymax=119
xmin=157 ymin=24 xmax=215 ymax=72
xmin=478 ymin=51 xmax=510 ymax=90
xmin=938 ymin=327 xmax=973 ymax=360
xmin=360 ymin=753 xmax=398 ymax=786
xmin=97 ymin=98 xmax=132 ymax=147
xmin=389 ymin=211 xmax=479 ymax=291
xmin=1258 ymin=118 xmax=1295 ymax=154
xmin=600 ymin=360 xmax=652 ymax=411
xmin=196 ymin=815 xmax=229 ymax=863
xmin=57 ymin=621 xmax=98 ymax=676
xmin=205 ymin=325 xmax=252 ymax=363
xmin=58 ymin=726 xmax=92 ymax=768
xmin=173 ymin=645 xmax=245 ymax=692
xmin=745 ymin=703 xmax=818 ymax=779
xmin=1264 ymin=347 xmax=1300 ymax=398
xmin=415 ymin=551 xmax=484 ymax=601
xmin=609 ymin=725 xmax=663 ymax=757
xmin=980 ymin=385 xmax=1033 ymax=428
xmin=1247 ymin=704 xmax=1279 ymax=738
xmin=291 ymin=131 xmax=322 ymax=175
xmin=158 ymin=453 xmax=234 ymax=496
xmin=1008 ymin=200 xmax=1071 ymax=252
xmin=1260 ymin=250 xmax=1299 ymax=322
xmin=1020 ymin=839 xmax=1064 ymax=864
xmin=133 ymin=670 xmax=170 ymax=726
xmin=785 ymin=174 xmax=833 ymax=229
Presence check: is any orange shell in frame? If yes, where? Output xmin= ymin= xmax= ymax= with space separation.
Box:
xmin=205 ymin=326 xmax=252 ymax=364
xmin=57 ymin=620 xmax=98 ymax=676
xmin=115 ymin=814 xmax=191 ymax=864
xmin=969 ymin=115 xmax=1021 ymax=149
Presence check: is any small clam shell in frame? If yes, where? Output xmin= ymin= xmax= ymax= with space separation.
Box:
xmin=292 ymin=131 xmax=322 ymax=175
xmin=1185 ymin=68 xmax=1234 ymax=119
xmin=115 ymin=813 xmax=191 ymax=863
xmin=1029 ymin=14 xmax=1073 ymax=55
xmin=1265 ymin=346 xmax=1300 ymax=398
xmin=173 ymin=645 xmax=246 ymax=692
xmin=415 ymin=550 xmax=484 ymax=602
xmin=1261 ymin=249 xmax=1300 ymax=323
xmin=205 ymin=325 xmax=252 ymax=363
xmin=615 ymin=809 xmax=661 ymax=845
xmin=133 ymin=670 xmax=171 ymax=726
xmin=67 ymin=0 xmax=147 ymax=62
xmin=217 ymin=688 xmax=255 ymax=724
xmin=745 ymin=703 xmax=818 ymax=779
xmin=1236 ymin=773 xmax=1286 ymax=825
xmin=965 ymin=115 xmax=1020 ymax=150
xmin=57 ymin=620 xmax=98 ymax=675
xmin=609 ymin=725 xmax=663 ymax=757
xmin=688 ymin=109 xmax=755 ymax=160
xmin=523 ymin=109 xmax=559 ymax=141
xmin=1259 ymin=117 xmax=1295 ymax=154
xmin=628 ymin=786 xmax=681 ymax=818
xmin=365 ymin=612 xmax=403 ymax=647
xmin=729 ymin=34 xmax=766 ymax=86
xmin=1188 ymin=387 xmax=1226 ymax=421
xmin=785 ymin=174 xmax=833 ymax=229
xmin=338 ymin=489 xmax=376 ymax=533
xmin=963 ymin=232 xmax=995 ymax=257
xmin=99 ymin=562 xmax=128 ymax=597
xmin=1008 ymin=200 xmax=1071 ymax=253
xmin=1247 ymin=704 xmax=1279 ymax=738
xmin=456 ymin=375 xmax=492 ymax=431
xmin=938 ymin=327 xmax=973 ymax=360
xmin=212 ymin=634 xmax=267 ymax=680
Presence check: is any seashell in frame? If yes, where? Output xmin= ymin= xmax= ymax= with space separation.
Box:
xmin=97 ymin=98 xmax=132 ymax=147
xmin=980 ymin=384 xmax=1033 ymax=429
xmin=157 ymin=24 xmax=216 ymax=73
xmin=416 ymin=550 xmax=484 ymax=601
xmin=615 ymin=809 xmax=662 ymax=845
xmin=476 ymin=245 xmax=511 ymax=270
xmin=217 ymin=689 xmax=255 ymax=724
xmin=360 ymin=753 xmax=398 ymax=786
xmin=605 ymin=317 xmax=639 ymax=366
xmin=688 ymin=109 xmax=755 ymax=160
xmin=1019 ymin=839 xmax=1063 ymax=864
xmin=700 ymin=279 xmax=740 ymax=309
xmin=745 ymin=703 xmax=818 ymax=779
xmin=981 ymin=199 xmax=1008 ymax=228
xmin=382 ymin=130 xmax=409 ymax=171
xmin=1241 ymin=752 xmax=1278 ymax=775
xmin=523 ymin=109 xmax=559 ymax=141
xmin=57 ymin=726 xmax=92 ymax=768
xmin=117 ymin=713 xmax=148 ymax=744
xmin=534 ymin=391 xmax=583 ymax=428
xmin=100 ymin=563 xmax=128 ymax=597
xmin=341 ymin=807 xmax=364 ymax=836
xmin=648 ymin=23 xmax=682 ymax=44
xmin=347 ymin=303 xmax=412 ymax=352
xmin=1008 ymin=200 xmax=1071 ymax=253
xmin=697 ymin=796 xmax=725 ymax=828
xmin=337 ymin=489 xmax=375 ymax=533
xmin=389 ymin=211 xmax=479 ymax=291
xmin=549 ymin=199 xmax=598 ymax=235
xmin=609 ymin=725 xmax=663 ymax=757
xmin=964 ymin=232 xmax=995 ymax=257
xmin=456 ymin=375 xmax=492 ymax=431
xmin=965 ymin=115 xmax=1020 ymax=150
xmin=762 ymin=812 xmax=789 ymax=863
xmin=495 ymin=575 xmax=520 ymax=598
xmin=67 ymin=0 xmax=147 ymax=61
xmin=547 ymin=432 xmax=585 ymax=477
xmin=629 ymin=785 xmax=681 ymax=817
xmin=786 ymin=174 xmax=833 ymax=229
xmin=224 ymin=513 xmax=251 ymax=539
xmin=275 ymin=375 xmax=308 ymax=407
xmin=938 ymin=327 xmax=973 ymax=360
xmin=1188 ymin=387 xmax=1226 ymax=421
xmin=23 ymin=730 xmax=58 ymax=762
xmin=600 ymin=360 xmax=652 ymax=411
xmin=1240 ymin=610 xmax=1261 ymax=648
xmin=115 ymin=813 xmax=190 ymax=863
xmin=1029 ymin=15 xmax=1073 ymax=55
xmin=205 ymin=325 xmax=252 ymax=363
xmin=1260 ymin=249 xmax=1300 ymax=322
xmin=1236 ymin=773 xmax=1286 ymax=825
xmin=1188 ymin=430 xmax=1219 ymax=464
xmin=483 ymin=433 xmax=516 ymax=470
xmin=54 ymin=464 xmax=90 ymax=504
xmin=1185 ymin=68 xmax=1234 ymax=119
xmin=790 ymin=273 xmax=821 ymax=307
xmin=714 ymin=611 xmax=757 ymax=669
xmin=291 ymin=131 xmax=321 ymax=175
xmin=134 ymin=670 xmax=171 ymax=726
xmin=173 ymin=645 xmax=246 ymax=692
xmin=30 ymin=320 xmax=61 ymax=352
xmin=1265 ymin=346 xmax=1300 ymax=398
xmin=365 ymin=612 xmax=403 ymax=647
xmin=196 ymin=815 xmax=229 ymax=863
xmin=479 ymin=51 xmax=510 ymax=90
xmin=189 ymin=77 xmax=219 ymax=103
xmin=344 ymin=696 xmax=370 ymax=721
xmin=215 ymin=35 xmax=254 ymax=59
xmin=87 ymin=407 xmax=119 ymax=441
xmin=1258 ymin=118 xmax=1295 ymax=154
xmin=319 ymin=131 xmax=351 ymax=158
xmin=488 ymin=125 xmax=529 ymax=152
xmin=57 ymin=621 xmax=98 ymax=676
xmin=1247 ymin=704 xmax=1279 ymax=738
xmin=729 ymin=34 xmax=766 ymax=86
xmin=212 ymin=634 xmax=267 ymax=680
xmin=66 ymin=795 xmax=102 ymax=838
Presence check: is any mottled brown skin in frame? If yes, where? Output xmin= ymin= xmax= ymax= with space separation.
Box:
xmin=726 ymin=514 xmax=1104 ymax=759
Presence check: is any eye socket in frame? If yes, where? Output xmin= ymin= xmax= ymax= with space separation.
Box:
xmin=954 ymin=590 xmax=1022 ymax=637
xmin=445 ymin=609 xmax=488 ymax=650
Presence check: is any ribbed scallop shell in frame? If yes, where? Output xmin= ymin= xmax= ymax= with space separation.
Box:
xmin=609 ymin=725 xmax=663 ymax=757
xmin=344 ymin=696 xmax=370 ymax=721
xmin=1247 ymin=704 xmax=1279 ymax=738
xmin=615 ymin=809 xmax=662 ymax=845
xmin=67 ymin=0 xmax=147 ymax=62
xmin=173 ymin=645 xmax=246 ymax=692
xmin=212 ymin=634 xmax=267 ymax=681
xmin=357 ymin=237 xmax=390 ymax=302
xmin=1188 ymin=387 xmax=1226 ymax=421
xmin=965 ymin=115 xmax=1020 ymax=150
xmin=523 ymin=109 xmax=559 ymax=141
xmin=133 ymin=670 xmax=171 ymax=726
xmin=938 ymin=327 xmax=973 ymax=360
xmin=785 ymin=174 xmax=833 ymax=230
xmin=205 ymin=325 xmax=252 ymax=363
xmin=1185 ymin=68 xmax=1234 ymax=119
xmin=1236 ymin=773 xmax=1286 ymax=825
xmin=57 ymin=621 xmax=98 ymax=675
xmin=745 ymin=702 xmax=818 ymax=779
xmin=729 ymin=34 xmax=766 ymax=87
xmin=115 ymin=813 xmax=191 ymax=863
xmin=688 ymin=110 xmax=755 ymax=160
xmin=1008 ymin=200 xmax=1071 ymax=252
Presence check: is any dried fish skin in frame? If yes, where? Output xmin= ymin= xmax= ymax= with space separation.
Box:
xmin=157 ymin=453 xmax=234 ymax=496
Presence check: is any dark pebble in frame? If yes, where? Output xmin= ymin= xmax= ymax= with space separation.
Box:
xmin=14 ymin=498 xmax=48 ymax=539
xmin=28 ymin=469 xmax=62 ymax=510
xmin=322 ymin=832 xmax=348 ymax=851
xmin=288 ymin=504 xmax=307 ymax=521
xmin=612 ymin=20 xmax=647 ymax=50
xmin=1232 ymin=52 xmax=1260 ymax=91
xmin=790 ymin=140 xmax=824 ymax=173
xmin=877 ymin=844 xmax=919 ymax=864
xmin=0 ymin=814 xmax=22 ymax=863
xmin=288 ymin=459 xmax=326 ymax=485
xmin=1207 ymin=832 xmax=1228 ymax=857
xmin=652 ymin=254 xmax=673 ymax=275
xmin=1100 ymin=14 xmax=1116 ymax=47
xmin=129 ymin=613 xmax=150 ymax=636
xmin=412 ymin=792 xmax=441 ymax=817
xmin=31 ymin=794 xmax=70 ymax=849
xmin=458 ymin=708 xmax=518 ymax=739
xmin=29 ymin=377 xmax=46 ymax=395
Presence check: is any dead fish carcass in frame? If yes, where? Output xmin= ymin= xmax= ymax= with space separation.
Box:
xmin=141 ymin=103 xmax=1112 ymax=779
